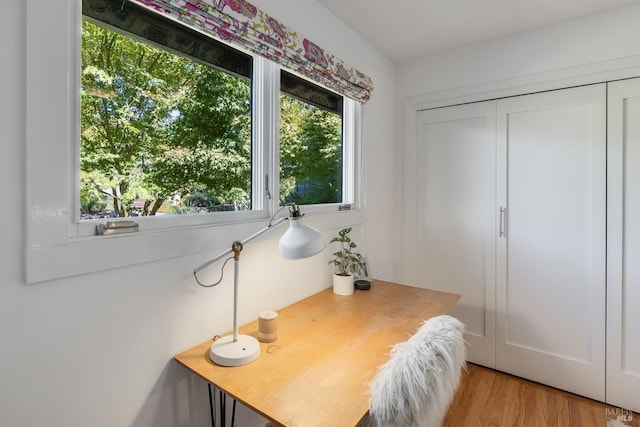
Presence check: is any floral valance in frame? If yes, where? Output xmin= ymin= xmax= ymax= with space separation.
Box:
xmin=132 ymin=0 xmax=374 ymax=103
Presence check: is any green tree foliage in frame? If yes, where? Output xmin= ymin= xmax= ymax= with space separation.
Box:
xmin=279 ymin=95 xmax=342 ymax=205
xmin=80 ymin=21 xmax=251 ymax=217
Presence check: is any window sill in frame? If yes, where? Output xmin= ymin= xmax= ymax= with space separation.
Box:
xmin=25 ymin=209 xmax=363 ymax=283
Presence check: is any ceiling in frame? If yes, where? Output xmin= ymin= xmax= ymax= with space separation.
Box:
xmin=316 ymin=0 xmax=640 ymax=63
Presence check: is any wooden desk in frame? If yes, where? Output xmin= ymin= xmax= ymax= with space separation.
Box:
xmin=174 ymin=280 xmax=460 ymax=427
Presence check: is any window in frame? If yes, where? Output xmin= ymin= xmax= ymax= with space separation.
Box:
xmin=81 ymin=1 xmax=253 ymax=219
xmin=79 ymin=0 xmax=356 ymax=226
xmin=280 ymin=71 xmax=344 ymax=206
xmin=25 ymin=0 xmax=363 ymax=283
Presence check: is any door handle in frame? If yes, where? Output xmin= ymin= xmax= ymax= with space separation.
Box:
xmin=499 ymin=207 xmax=506 ymax=238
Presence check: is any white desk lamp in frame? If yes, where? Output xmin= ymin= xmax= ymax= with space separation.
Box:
xmin=193 ymin=204 xmax=325 ymax=366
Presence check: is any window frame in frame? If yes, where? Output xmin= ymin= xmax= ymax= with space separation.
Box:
xmin=277 ymin=69 xmax=357 ymax=211
xmin=25 ymin=0 xmax=363 ymax=283
xmin=75 ymin=3 xmax=265 ymax=235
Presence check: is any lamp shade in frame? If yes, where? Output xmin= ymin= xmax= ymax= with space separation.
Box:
xmin=279 ymin=219 xmax=326 ymax=259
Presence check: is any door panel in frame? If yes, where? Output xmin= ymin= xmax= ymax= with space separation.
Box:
xmin=416 ymin=102 xmax=496 ymax=367
xmin=607 ymin=77 xmax=640 ymax=411
xmin=496 ymin=84 xmax=606 ymax=401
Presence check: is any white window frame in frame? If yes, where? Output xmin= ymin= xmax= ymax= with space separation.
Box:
xmin=275 ymin=78 xmax=361 ymax=215
xmin=25 ymin=0 xmax=363 ymax=283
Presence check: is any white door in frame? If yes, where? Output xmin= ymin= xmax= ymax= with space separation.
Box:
xmin=415 ymin=102 xmax=497 ymax=368
xmin=607 ymin=77 xmax=640 ymax=412
xmin=496 ymin=84 xmax=607 ymax=401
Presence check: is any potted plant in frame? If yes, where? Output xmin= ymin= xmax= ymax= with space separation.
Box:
xmin=329 ymin=227 xmax=366 ymax=295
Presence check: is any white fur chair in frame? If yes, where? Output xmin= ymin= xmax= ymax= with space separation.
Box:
xmin=367 ymin=315 xmax=466 ymax=427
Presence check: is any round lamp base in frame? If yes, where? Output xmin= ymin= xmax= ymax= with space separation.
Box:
xmin=209 ymin=334 xmax=260 ymax=367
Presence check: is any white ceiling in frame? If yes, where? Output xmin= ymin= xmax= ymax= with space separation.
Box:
xmin=316 ymin=0 xmax=640 ymax=63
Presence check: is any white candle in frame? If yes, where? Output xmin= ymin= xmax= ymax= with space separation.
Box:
xmin=258 ymin=310 xmax=278 ymax=343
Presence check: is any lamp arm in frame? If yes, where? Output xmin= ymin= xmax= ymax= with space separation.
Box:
xmin=268 ymin=204 xmax=293 ymax=227
xmin=193 ymin=217 xmax=287 ymax=280
xmin=239 ymin=216 xmax=286 ymax=247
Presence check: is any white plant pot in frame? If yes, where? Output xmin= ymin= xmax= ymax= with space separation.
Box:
xmin=333 ymin=273 xmax=354 ymax=296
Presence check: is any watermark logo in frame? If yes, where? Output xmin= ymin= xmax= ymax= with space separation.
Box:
xmin=606 ymin=407 xmax=634 ymax=427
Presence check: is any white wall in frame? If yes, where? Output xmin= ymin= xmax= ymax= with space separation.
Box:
xmin=0 ymin=2 xmax=395 ymax=427
xmin=398 ymin=4 xmax=640 ymax=100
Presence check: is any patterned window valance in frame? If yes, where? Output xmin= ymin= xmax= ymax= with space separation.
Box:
xmin=132 ymin=0 xmax=374 ymax=103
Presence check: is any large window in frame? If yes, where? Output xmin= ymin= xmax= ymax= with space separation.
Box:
xmin=25 ymin=0 xmax=363 ymax=282
xmin=81 ymin=1 xmax=253 ymax=219
xmin=80 ymin=0 xmax=353 ymax=223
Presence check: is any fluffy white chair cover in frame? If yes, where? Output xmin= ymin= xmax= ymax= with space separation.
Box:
xmin=368 ymin=315 xmax=466 ymax=427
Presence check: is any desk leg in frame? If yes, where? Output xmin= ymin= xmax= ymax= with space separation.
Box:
xmin=207 ymin=383 xmax=215 ymax=427
xmin=207 ymin=383 xmax=237 ymax=427
xmin=231 ymin=398 xmax=236 ymax=426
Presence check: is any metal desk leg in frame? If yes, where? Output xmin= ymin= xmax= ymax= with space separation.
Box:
xmin=208 ymin=383 xmax=237 ymax=427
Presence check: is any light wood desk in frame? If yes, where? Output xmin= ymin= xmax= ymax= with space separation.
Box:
xmin=174 ymin=280 xmax=460 ymax=427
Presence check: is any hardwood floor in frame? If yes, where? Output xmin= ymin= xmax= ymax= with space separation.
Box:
xmin=443 ymin=364 xmax=639 ymax=427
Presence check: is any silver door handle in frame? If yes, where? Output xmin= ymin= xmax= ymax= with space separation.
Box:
xmin=499 ymin=207 xmax=506 ymax=238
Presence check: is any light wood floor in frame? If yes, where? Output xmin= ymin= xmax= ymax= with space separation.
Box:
xmin=442 ymin=364 xmax=639 ymax=427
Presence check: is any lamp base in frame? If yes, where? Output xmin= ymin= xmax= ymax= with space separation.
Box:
xmin=210 ymin=334 xmax=261 ymax=367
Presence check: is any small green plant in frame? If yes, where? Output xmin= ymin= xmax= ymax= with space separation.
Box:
xmin=329 ymin=227 xmax=366 ymax=276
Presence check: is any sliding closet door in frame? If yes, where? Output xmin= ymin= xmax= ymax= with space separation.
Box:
xmin=415 ymin=102 xmax=496 ymax=368
xmin=496 ymin=84 xmax=606 ymax=400
xmin=607 ymin=78 xmax=640 ymax=412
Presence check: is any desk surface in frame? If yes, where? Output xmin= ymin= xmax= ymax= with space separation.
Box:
xmin=174 ymin=280 xmax=460 ymax=427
